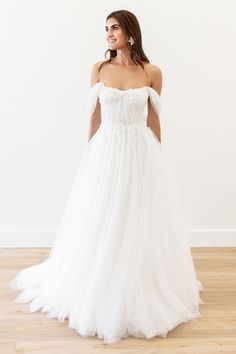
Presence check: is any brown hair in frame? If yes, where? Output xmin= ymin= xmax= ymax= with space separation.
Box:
xmin=99 ymin=10 xmax=149 ymax=73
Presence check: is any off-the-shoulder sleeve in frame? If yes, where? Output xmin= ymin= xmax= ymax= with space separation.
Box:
xmin=146 ymin=87 xmax=162 ymax=149
xmin=147 ymin=87 xmax=161 ymax=119
xmin=86 ymin=82 xmax=103 ymax=118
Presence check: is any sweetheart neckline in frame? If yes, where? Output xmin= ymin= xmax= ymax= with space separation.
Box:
xmin=91 ymin=81 xmax=160 ymax=97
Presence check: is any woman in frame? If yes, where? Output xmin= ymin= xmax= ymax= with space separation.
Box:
xmin=11 ymin=9 xmax=204 ymax=344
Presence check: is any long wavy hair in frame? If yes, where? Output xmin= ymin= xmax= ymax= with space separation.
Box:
xmin=99 ymin=10 xmax=149 ymax=73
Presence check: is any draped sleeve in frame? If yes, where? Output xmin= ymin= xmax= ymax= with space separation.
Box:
xmin=86 ymin=82 xmax=103 ymax=118
xmin=146 ymin=86 xmax=162 ymax=149
xmin=147 ymin=86 xmax=161 ymax=120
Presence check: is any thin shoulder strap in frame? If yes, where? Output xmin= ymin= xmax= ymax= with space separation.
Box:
xmin=97 ymin=61 xmax=104 ymax=82
xmin=143 ymin=65 xmax=152 ymax=87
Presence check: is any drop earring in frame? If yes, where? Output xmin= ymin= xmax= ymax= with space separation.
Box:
xmin=128 ymin=36 xmax=135 ymax=46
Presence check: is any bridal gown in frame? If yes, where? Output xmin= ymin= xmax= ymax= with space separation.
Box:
xmin=11 ymin=81 xmax=204 ymax=344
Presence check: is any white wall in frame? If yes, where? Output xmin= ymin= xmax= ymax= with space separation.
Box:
xmin=0 ymin=0 xmax=235 ymax=247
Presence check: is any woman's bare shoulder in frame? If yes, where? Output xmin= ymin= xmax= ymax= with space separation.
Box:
xmin=92 ymin=59 xmax=108 ymax=70
xmin=144 ymin=62 xmax=162 ymax=75
xmin=144 ymin=63 xmax=162 ymax=95
xmin=90 ymin=60 xmax=108 ymax=86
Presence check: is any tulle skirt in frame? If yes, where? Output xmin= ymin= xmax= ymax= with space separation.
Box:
xmin=11 ymin=123 xmax=204 ymax=344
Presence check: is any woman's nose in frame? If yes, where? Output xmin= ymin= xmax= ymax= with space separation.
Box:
xmin=107 ymin=28 xmax=114 ymax=35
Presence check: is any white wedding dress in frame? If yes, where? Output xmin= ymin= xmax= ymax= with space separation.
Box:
xmin=11 ymin=82 xmax=204 ymax=344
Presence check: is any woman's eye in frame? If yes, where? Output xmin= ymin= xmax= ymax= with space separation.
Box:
xmin=105 ymin=27 xmax=119 ymax=31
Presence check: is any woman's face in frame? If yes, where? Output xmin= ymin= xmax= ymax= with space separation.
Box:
xmin=105 ymin=17 xmax=127 ymax=50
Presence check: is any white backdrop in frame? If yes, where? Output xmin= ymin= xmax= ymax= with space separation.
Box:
xmin=0 ymin=0 xmax=235 ymax=247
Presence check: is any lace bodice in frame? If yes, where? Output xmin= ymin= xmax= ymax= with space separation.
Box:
xmin=86 ymin=82 xmax=161 ymax=126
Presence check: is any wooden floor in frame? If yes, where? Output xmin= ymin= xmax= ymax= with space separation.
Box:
xmin=1 ymin=247 xmax=236 ymax=354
